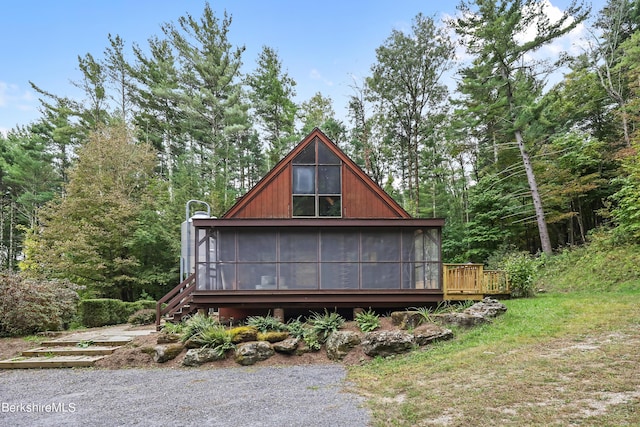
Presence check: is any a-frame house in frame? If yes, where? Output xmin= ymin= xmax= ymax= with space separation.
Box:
xmin=157 ymin=129 xmax=445 ymax=326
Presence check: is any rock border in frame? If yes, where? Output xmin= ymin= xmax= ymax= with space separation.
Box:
xmin=149 ymin=298 xmax=507 ymax=366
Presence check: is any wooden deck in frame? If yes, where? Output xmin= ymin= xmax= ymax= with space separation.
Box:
xmin=443 ymin=264 xmax=510 ymax=300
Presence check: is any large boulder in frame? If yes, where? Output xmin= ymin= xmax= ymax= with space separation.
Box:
xmin=153 ymin=343 xmax=184 ymax=363
xmin=413 ymin=323 xmax=453 ymax=346
xmin=257 ymin=331 xmax=289 ymax=343
xmin=234 ymin=341 xmax=275 ymax=366
xmin=464 ymin=298 xmax=507 ymax=318
xmin=390 ymin=311 xmax=425 ymax=329
xmin=273 ymin=337 xmax=300 ymax=354
xmin=361 ymin=330 xmax=414 ymax=357
xmin=326 ymin=331 xmax=362 ymax=361
xmin=229 ymin=326 xmax=259 ymax=343
xmin=431 ymin=312 xmax=489 ymax=328
xmin=182 ymin=347 xmax=226 ymax=367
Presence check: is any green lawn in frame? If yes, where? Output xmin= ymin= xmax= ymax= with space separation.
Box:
xmin=348 ymin=287 xmax=640 ymax=426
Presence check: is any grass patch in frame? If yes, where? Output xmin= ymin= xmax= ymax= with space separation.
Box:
xmin=349 ymin=289 xmax=640 ymax=426
xmin=349 ymin=236 xmax=640 ymax=426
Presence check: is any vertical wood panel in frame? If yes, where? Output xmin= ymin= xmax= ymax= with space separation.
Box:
xmin=343 ymin=167 xmax=402 ymax=218
xmin=233 ymin=166 xmax=290 ymax=218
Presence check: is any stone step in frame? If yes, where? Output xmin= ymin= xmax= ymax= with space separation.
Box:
xmin=39 ymin=338 xmax=132 ymax=347
xmin=21 ymin=346 xmax=122 ymax=357
xmin=0 ymin=355 xmax=106 ymax=369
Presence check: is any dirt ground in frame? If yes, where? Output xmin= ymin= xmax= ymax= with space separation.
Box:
xmin=0 ymin=318 xmax=398 ymax=369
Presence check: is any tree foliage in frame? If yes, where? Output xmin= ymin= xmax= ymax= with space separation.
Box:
xmin=1 ymin=1 xmax=638 ymax=298
xmin=247 ymin=46 xmax=298 ymax=168
xmin=21 ymin=124 xmax=162 ymax=300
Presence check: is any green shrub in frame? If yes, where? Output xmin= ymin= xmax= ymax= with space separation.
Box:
xmin=302 ymin=329 xmax=322 ymax=351
xmin=181 ymin=313 xmax=220 ymax=343
xmin=190 ymin=324 xmax=236 ymax=356
xmin=286 ymin=317 xmax=307 ymax=339
xmin=79 ymin=299 xmax=127 ymax=327
xmin=308 ymin=309 xmax=345 ymax=343
xmin=0 ymin=273 xmax=81 ymax=336
xmin=161 ymin=322 xmax=185 ymax=334
xmin=79 ymin=298 xmax=157 ymax=328
xmin=124 ymin=300 xmax=156 ymax=317
xmin=128 ymin=309 xmax=156 ymax=325
xmin=355 ymin=309 xmax=381 ymax=332
xmin=246 ymin=314 xmax=288 ymax=333
xmin=501 ymin=252 xmax=539 ymax=298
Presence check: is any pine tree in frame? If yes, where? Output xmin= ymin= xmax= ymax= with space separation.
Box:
xmin=452 ymin=0 xmax=589 ymax=255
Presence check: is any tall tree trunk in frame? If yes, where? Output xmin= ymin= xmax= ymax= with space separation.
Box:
xmin=514 ymin=130 xmax=552 ymax=255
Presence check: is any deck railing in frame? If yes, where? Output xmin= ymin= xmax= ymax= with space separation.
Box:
xmin=443 ymin=264 xmax=509 ymax=298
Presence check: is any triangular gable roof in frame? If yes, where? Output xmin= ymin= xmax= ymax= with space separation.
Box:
xmin=222 ymin=128 xmax=411 ymax=219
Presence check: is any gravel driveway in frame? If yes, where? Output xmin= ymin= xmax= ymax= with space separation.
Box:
xmin=0 ymin=365 xmax=370 ymax=426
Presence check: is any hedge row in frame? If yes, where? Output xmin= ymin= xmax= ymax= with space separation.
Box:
xmin=79 ymin=299 xmax=156 ymax=328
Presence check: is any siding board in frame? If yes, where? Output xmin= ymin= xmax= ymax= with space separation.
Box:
xmin=224 ymin=129 xmax=409 ymax=219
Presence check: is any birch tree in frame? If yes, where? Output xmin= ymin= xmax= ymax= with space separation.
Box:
xmin=451 ymin=0 xmax=589 ymax=255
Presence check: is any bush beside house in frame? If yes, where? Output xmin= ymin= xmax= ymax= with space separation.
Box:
xmin=0 ymin=273 xmax=81 ymax=336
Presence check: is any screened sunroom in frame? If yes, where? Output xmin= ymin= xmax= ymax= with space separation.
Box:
xmin=193 ymin=222 xmax=442 ymax=292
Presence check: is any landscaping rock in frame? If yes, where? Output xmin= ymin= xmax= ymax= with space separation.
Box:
xmin=326 ymin=331 xmax=362 ymax=361
xmin=234 ymin=341 xmax=275 ymax=366
xmin=413 ymin=323 xmax=453 ymax=346
xmin=432 ymin=312 xmax=489 ymax=328
xmin=156 ymin=332 xmax=181 ymax=344
xmin=273 ymin=337 xmax=299 ymax=354
xmin=361 ymin=330 xmax=414 ymax=357
xmin=229 ymin=326 xmax=258 ymax=343
xmin=390 ymin=311 xmax=425 ymax=329
xmin=183 ymin=338 xmax=201 ymax=349
xmin=464 ymin=297 xmax=507 ymax=318
xmin=153 ymin=343 xmax=184 ymax=363
xmin=294 ymin=341 xmax=316 ymax=356
xmin=182 ymin=347 xmax=226 ymax=367
xmin=257 ymin=331 xmax=289 ymax=343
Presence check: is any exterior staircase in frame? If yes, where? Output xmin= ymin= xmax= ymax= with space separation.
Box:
xmin=0 ymin=325 xmax=154 ymax=369
xmin=0 ymin=339 xmax=128 ymax=369
xmin=156 ymin=273 xmax=197 ymax=330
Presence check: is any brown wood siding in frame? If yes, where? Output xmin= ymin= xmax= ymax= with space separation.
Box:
xmin=223 ymin=129 xmax=410 ymax=219
xmin=342 ymin=165 xmax=404 ymax=218
xmin=232 ymin=166 xmax=291 ymax=218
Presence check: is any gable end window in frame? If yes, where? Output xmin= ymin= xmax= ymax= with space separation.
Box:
xmin=292 ymin=138 xmax=341 ymax=217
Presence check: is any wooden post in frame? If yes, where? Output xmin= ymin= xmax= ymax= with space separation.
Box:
xmin=273 ymin=308 xmax=285 ymax=322
xmin=353 ymin=307 xmax=364 ymax=319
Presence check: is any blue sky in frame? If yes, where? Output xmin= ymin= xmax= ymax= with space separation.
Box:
xmin=0 ymin=0 xmax=606 ymax=134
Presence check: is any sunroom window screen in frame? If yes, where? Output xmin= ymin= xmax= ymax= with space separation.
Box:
xmin=197 ymin=228 xmax=441 ymax=291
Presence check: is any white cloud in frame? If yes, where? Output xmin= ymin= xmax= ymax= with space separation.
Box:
xmin=0 ymin=81 xmax=11 ymax=107
xmin=449 ymin=0 xmax=590 ymax=81
xmin=0 ymin=81 xmax=39 ymax=131
xmin=309 ymin=68 xmax=334 ymax=87
xmin=518 ymin=0 xmax=590 ymax=60
xmin=0 ymin=81 xmax=35 ymax=109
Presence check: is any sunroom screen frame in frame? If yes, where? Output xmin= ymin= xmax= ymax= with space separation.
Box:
xmin=193 ymin=219 xmax=443 ymax=292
